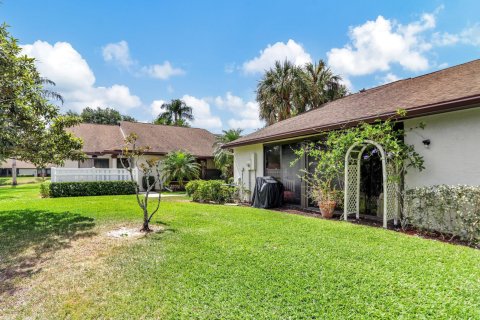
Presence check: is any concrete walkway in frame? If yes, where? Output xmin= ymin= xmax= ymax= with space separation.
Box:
xmin=140 ymin=192 xmax=186 ymax=198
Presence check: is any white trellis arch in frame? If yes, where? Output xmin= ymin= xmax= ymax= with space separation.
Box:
xmin=343 ymin=140 xmax=398 ymax=228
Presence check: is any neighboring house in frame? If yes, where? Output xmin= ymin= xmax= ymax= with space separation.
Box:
xmin=0 ymin=159 xmax=51 ymax=177
xmin=56 ymin=122 xmax=220 ymax=187
xmin=225 ymin=59 xmax=480 ymax=221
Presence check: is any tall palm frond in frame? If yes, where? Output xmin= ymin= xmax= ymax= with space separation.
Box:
xmin=256 ymin=59 xmax=347 ymax=126
xmin=256 ymin=60 xmax=301 ymax=125
xmin=37 ymin=77 xmax=64 ymax=104
xmin=297 ymin=60 xmax=347 ymax=110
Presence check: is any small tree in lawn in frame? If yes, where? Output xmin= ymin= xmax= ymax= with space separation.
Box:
xmin=121 ymin=133 xmax=162 ymax=232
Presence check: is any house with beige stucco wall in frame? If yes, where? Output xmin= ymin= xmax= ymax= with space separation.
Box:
xmin=54 ymin=121 xmax=220 ymax=188
xmin=224 ymin=59 xmax=480 ymax=225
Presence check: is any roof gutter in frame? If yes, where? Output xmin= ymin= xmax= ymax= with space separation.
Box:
xmin=224 ymin=95 xmax=480 ymax=148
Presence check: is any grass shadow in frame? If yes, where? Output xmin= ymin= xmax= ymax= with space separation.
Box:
xmin=0 ymin=209 xmax=96 ymax=295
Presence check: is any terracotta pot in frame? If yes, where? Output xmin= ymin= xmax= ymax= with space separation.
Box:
xmin=319 ymin=200 xmax=336 ymax=218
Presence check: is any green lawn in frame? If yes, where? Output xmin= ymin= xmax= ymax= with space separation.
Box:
xmin=1 ymin=184 xmax=479 ymax=319
xmin=0 ymin=176 xmax=49 ymax=186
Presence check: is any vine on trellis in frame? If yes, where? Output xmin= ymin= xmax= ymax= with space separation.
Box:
xmin=294 ymin=109 xmax=425 ymax=220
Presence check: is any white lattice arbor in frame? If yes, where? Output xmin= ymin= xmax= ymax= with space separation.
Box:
xmin=343 ymin=140 xmax=398 ymax=228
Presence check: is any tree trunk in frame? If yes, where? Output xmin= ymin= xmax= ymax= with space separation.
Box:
xmin=141 ymin=209 xmax=151 ymax=232
xmin=12 ymin=158 xmax=17 ymax=186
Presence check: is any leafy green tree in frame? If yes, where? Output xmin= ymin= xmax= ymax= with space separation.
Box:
xmin=121 ymin=114 xmax=137 ymax=122
xmin=213 ymin=129 xmax=243 ymax=179
xmin=162 ymin=151 xmax=200 ymax=187
xmin=154 ymin=99 xmax=193 ymax=127
xmin=0 ymin=23 xmax=84 ymax=184
xmin=256 ymin=59 xmax=347 ymax=126
xmin=71 ymin=107 xmax=136 ymax=125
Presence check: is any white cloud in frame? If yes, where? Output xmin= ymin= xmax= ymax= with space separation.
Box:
xmin=432 ymin=32 xmax=459 ymax=46
xmin=22 ymin=41 xmax=95 ymax=90
xmin=214 ymin=92 xmax=263 ymax=130
xmin=433 ymin=23 xmax=480 ymax=47
xmin=224 ymin=63 xmax=236 ymax=73
xmin=150 ymin=100 xmax=165 ymax=117
xmin=142 ymin=61 xmax=185 ymax=80
xmin=228 ymin=101 xmax=263 ymax=130
xmin=102 ymin=40 xmax=184 ymax=80
xmin=181 ymin=95 xmax=223 ymax=131
xmin=214 ymin=92 xmax=244 ymax=110
xmin=242 ymin=39 xmax=312 ymax=74
xmin=102 ymin=40 xmax=134 ymax=68
xmin=22 ymin=40 xmax=141 ymax=113
xmin=381 ymin=73 xmax=400 ymax=84
xmin=460 ymin=24 xmax=480 ymax=46
xmin=437 ymin=62 xmax=449 ymax=69
xmin=327 ymin=13 xmax=436 ymax=77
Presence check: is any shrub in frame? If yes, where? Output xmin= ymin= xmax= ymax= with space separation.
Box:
xmin=49 ymin=181 xmax=136 ymax=198
xmin=405 ymin=185 xmax=480 ymax=246
xmin=187 ymin=179 xmax=238 ymax=204
xmin=40 ymin=181 xmax=51 ymax=198
xmin=185 ymin=180 xmax=202 ymax=196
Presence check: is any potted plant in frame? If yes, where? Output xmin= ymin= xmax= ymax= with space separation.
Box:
xmin=297 ymin=141 xmax=344 ymax=219
xmin=310 ymin=180 xmax=339 ymax=218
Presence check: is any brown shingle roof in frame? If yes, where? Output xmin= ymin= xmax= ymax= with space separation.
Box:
xmin=68 ymin=122 xmax=216 ymax=158
xmin=226 ymin=59 xmax=480 ymax=148
xmin=118 ymin=122 xmax=216 ymax=158
xmin=67 ymin=123 xmax=125 ymax=154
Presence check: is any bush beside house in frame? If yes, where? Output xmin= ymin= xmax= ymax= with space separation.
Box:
xmin=405 ymin=185 xmax=480 ymax=246
xmin=43 ymin=181 xmax=136 ymax=198
xmin=186 ymin=180 xmax=238 ymax=204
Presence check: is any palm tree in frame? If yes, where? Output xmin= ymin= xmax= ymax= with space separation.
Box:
xmin=256 ymin=60 xmax=301 ymax=125
xmin=154 ymin=113 xmax=172 ymax=125
xmin=38 ymin=77 xmax=64 ymax=104
xmin=297 ymin=60 xmax=347 ymax=110
xmin=162 ymin=151 xmax=200 ymax=187
xmin=213 ymin=129 xmax=243 ymax=179
xmin=154 ymin=99 xmax=194 ymax=127
xmin=256 ymin=59 xmax=347 ymax=126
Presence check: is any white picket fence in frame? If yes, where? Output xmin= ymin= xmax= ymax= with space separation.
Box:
xmin=51 ymin=167 xmax=138 ymax=183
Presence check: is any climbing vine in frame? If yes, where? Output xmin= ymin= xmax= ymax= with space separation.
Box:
xmin=294 ymin=110 xmax=425 ymax=207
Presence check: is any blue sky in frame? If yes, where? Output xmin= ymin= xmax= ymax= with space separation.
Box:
xmin=2 ymin=0 xmax=480 ymax=133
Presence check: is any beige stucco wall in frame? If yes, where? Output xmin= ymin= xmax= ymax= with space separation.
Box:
xmin=61 ymin=155 xmax=115 ymax=168
xmin=233 ymin=144 xmax=264 ymax=201
xmin=62 ymin=159 xmax=80 ymax=168
xmin=18 ymin=168 xmax=37 ymax=176
xmin=404 ymin=107 xmax=480 ymax=189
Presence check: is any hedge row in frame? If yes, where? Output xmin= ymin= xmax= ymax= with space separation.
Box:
xmin=185 ymin=180 xmax=238 ymax=204
xmin=43 ymin=181 xmax=136 ymax=198
xmin=405 ymin=185 xmax=480 ymax=246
